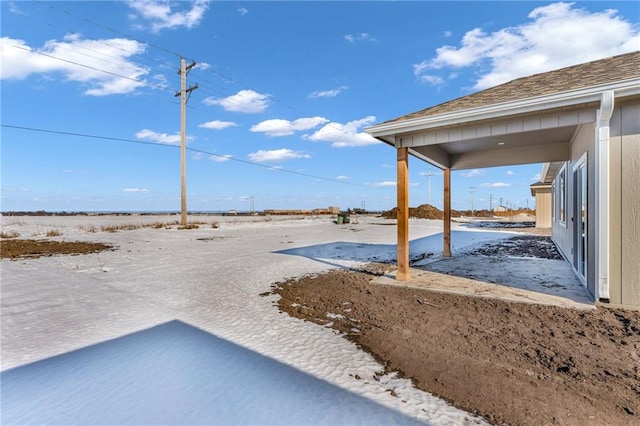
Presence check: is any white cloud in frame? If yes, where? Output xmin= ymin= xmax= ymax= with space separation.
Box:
xmin=127 ymin=0 xmax=209 ymax=33
xmin=414 ymin=3 xmax=640 ymax=89
xmin=532 ymin=172 xmax=542 ymax=181
xmin=368 ymin=181 xmax=397 ymax=187
xmin=123 ymin=188 xmax=149 ymax=192
xmin=203 ymin=90 xmax=270 ymax=113
xmin=209 ymin=154 xmax=232 ymax=162
xmin=0 ymin=35 xmax=150 ymax=96
xmin=443 ymin=30 xmax=453 ymax=38
xmin=193 ymin=62 xmax=211 ymax=71
xmin=238 ymin=7 xmax=248 ymax=15
xmin=248 ymin=149 xmax=310 ymax=163
xmin=367 ymin=181 xmax=418 ymax=187
xmin=305 ymin=116 xmax=381 ymax=147
xmin=460 ymin=169 xmax=485 ymax=178
xmin=308 ymin=86 xmax=349 ymax=98
xmin=8 ymin=2 xmax=26 ymax=15
xmin=381 ymin=164 xmax=393 ymax=169
xmin=479 ymin=182 xmax=511 ymax=188
xmin=336 ymin=175 xmax=349 ymax=180
xmin=250 ymin=117 xmax=328 ymax=137
xmin=198 ymin=120 xmax=237 ymax=130
xmin=506 ymin=170 xmax=516 ymax=176
xmin=345 ymin=33 xmax=377 ymax=43
xmin=416 ymin=74 xmax=445 ymax=85
xmin=135 ymin=128 xmax=193 ymax=145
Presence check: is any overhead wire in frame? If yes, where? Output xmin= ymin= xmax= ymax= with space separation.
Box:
xmin=28 ymin=0 xmax=322 ymax=117
xmin=9 ymin=1 xmax=382 ymax=177
xmin=1 ymin=124 xmax=368 ymax=188
xmin=8 ymin=43 xmax=176 ymax=94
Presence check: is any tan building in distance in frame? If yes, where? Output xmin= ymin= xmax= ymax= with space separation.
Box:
xmin=530 ymin=181 xmax=552 ymax=228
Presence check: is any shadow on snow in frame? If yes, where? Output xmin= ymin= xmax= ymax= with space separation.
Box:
xmin=1 ymin=320 xmax=423 ymax=425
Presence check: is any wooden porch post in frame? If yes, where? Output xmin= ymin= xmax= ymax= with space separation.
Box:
xmin=397 ymin=147 xmax=410 ymax=280
xmin=443 ymin=168 xmax=452 ymax=257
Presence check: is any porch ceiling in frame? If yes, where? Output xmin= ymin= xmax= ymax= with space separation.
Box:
xmin=407 ymin=125 xmax=576 ymax=170
xmin=372 ymin=102 xmax=599 ymax=170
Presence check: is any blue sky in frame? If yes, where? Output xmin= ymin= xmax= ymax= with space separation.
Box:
xmin=2 ymin=1 xmax=639 ymax=213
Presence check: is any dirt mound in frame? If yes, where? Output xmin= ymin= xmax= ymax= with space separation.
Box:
xmin=381 ymin=204 xmax=444 ymax=219
xmin=381 ymin=205 xmax=500 ymax=219
xmin=270 ymin=265 xmax=640 ymax=426
xmin=1 ymin=239 xmax=114 ymax=260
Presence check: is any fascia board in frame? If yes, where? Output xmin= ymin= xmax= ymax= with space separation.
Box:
xmin=366 ymin=79 xmax=640 ymax=137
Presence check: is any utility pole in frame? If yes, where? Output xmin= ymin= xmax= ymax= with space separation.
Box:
xmin=470 ymin=186 xmax=477 ymax=216
xmin=489 ymin=193 xmax=494 ymax=211
xmin=250 ymin=195 xmax=255 ymax=213
xmin=426 ymin=169 xmax=433 ymax=205
xmin=175 ymin=58 xmax=198 ymax=226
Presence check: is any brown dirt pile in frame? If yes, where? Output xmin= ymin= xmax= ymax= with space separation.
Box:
xmin=1 ymin=239 xmax=114 ymax=260
xmin=381 ymin=204 xmax=502 ymax=219
xmin=382 ymin=204 xmax=445 ymax=219
xmin=269 ymin=265 xmax=640 ymax=426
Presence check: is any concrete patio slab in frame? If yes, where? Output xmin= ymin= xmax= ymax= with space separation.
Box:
xmin=371 ymin=265 xmax=595 ymax=310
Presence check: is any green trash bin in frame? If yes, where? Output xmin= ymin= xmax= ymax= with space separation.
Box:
xmin=337 ymin=214 xmax=344 ymax=224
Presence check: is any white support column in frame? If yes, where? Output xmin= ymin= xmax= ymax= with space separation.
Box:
xmin=596 ymin=90 xmax=614 ymax=302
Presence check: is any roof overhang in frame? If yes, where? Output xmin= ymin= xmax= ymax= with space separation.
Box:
xmin=366 ymin=79 xmax=640 ymax=171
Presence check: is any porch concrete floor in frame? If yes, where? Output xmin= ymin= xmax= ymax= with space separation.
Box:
xmin=371 ymin=256 xmax=595 ymax=310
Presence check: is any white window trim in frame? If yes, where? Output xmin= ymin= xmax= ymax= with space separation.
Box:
xmin=558 ymin=164 xmax=567 ymax=228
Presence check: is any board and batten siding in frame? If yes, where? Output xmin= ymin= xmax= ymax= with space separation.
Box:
xmin=609 ymin=101 xmax=640 ymax=307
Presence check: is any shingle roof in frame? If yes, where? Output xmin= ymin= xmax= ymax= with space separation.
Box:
xmin=384 ymin=51 xmax=640 ymax=124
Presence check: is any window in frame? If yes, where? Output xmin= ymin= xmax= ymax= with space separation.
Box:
xmin=552 ymin=183 xmax=555 ymax=222
xmin=558 ymin=165 xmax=567 ymax=226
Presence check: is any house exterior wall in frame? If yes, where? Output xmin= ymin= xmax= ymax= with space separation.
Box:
xmin=609 ymin=101 xmax=640 ymax=307
xmin=551 ymin=99 xmax=640 ymax=308
xmin=551 ymin=123 xmax=597 ymax=298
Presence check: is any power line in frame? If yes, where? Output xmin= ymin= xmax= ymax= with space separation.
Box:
xmin=1 ymin=124 xmax=367 ymax=187
xmin=13 ymin=2 xmax=379 ymax=155
xmin=30 ymin=0 xmax=320 ymax=116
xmin=33 ymin=0 xmax=190 ymax=62
xmin=9 ymin=43 xmax=175 ymax=94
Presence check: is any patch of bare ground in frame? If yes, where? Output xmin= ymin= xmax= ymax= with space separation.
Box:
xmin=269 ymin=264 xmax=640 ymax=426
xmin=1 ymin=239 xmax=114 ymax=260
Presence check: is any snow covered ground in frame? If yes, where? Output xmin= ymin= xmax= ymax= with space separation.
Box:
xmin=1 ymin=214 xmax=513 ymax=425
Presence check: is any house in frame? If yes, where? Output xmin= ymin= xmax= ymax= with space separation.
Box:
xmin=529 ymin=181 xmax=552 ymax=228
xmin=492 ymin=205 xmax=509 ymax=213
xmin=366 ymin=51 xmax=640 ymax=309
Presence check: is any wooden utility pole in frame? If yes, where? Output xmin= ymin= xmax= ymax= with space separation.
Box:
xmin=175 ymin=59 xmax=198 ymax=226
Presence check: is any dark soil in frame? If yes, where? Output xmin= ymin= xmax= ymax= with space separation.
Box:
xmin=269 ymin=264 xmax=640 ymax=426
xmin=0 ymin=239 xmax=114 ymax=260
xmin=380 ymin=205 xmax=533 ymax=220
xmin=466 ymin=236 xmax=563 ymax=260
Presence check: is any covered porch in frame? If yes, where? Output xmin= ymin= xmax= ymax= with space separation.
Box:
xmin=366 ymin=103 xmax=591 ymax=282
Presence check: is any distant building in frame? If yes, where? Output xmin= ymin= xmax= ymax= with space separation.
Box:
xmin=493 ymin=205 xmax=508 ymax=213
xmin=530 ymin=182 xmax=552 ymax=228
